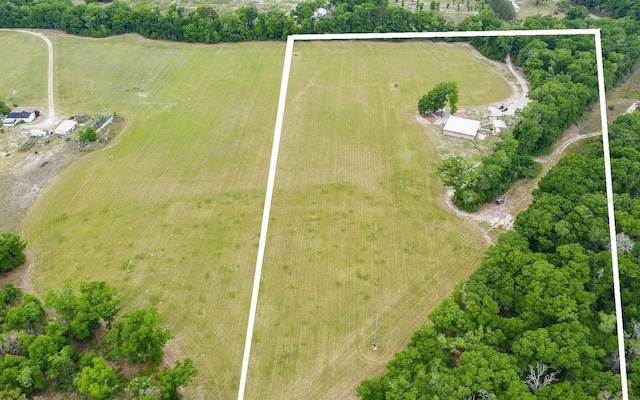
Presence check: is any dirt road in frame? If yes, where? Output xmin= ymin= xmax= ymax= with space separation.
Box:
xmin=504 ymin=54 xmax=530 ymax=114
xmin=15 ymin=30 xmax=56 ymax=128
xmin=439 ymin=129 xmax=603 ymax=244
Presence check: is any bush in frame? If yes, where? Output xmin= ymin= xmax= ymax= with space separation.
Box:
xmin=0 ymin=101 xmax=10 ymax=116
xmin=0 ymin=232 xmax=27 ymax=273
xmin=77 ymin=127 xmax=97 ymax=142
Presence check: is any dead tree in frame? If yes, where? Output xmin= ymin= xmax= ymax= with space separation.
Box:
xmin=525 ymin=363 xmax=559 ymax=391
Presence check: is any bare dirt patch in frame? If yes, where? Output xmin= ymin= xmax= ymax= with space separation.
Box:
xmin=0 ymin=117 xmax=124 ymax=233
xmin=0 ymin=117 xmax=125 ymax=295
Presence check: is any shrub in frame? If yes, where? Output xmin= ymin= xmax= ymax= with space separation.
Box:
xmin=77 ymin=127 xmax=97 ymax=142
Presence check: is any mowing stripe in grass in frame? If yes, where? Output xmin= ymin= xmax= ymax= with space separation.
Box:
xmin=237 ymin=35 xmax=295 ymax=400
xmin=237 ymin=29 xmax=626 ymax=399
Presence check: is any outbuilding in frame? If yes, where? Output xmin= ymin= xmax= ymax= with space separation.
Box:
xmin=443 ymin=116 xmax=481 ymax=140
xmin=3 ymin=111 xmax=36 ymax=127
xmin=30 ymin=129 xmax=48 ymax=137
xmin=492 ymin=119 xmax=508 ymax=134
xmin=54 ymin=120 xmax=78 ymax=135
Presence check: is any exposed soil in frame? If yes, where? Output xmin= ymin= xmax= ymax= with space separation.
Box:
xmin=0 ymin=133 xmax=84 ymax=232
xmin=0 ymin=118 xmax=123 ymax=234
xmin=436 ymin=127 xmax=603 ymax=244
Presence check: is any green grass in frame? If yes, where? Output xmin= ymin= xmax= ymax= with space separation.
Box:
xmin=244 ymin=41 xmax=509 ymax=398
xmin=0 ymin=31 xmax=48 ymax=109
xmin=11 ymin=35 xmax=513 ymax=399
xmin=516 ymin=0 xmax=564 ymax=19
xmin=18 ymin=32 xmax=284 ymax=398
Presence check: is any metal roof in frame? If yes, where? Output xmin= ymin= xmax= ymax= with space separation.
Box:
xmin=443 ymin=116 xmax=481 ymax=137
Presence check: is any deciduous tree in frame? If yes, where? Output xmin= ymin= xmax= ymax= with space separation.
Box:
xmin=76 ymin=357 xmax=120 ymax=400
xmin=0 ymin=232 xmax=27 ymax=273
xmin=417 ymin=81 xmax=459 ymax=114
xmin=107 ymin=308 xmax=173 ymax=363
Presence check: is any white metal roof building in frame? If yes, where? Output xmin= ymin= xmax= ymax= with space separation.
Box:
xmin=3 ymin=111 xmax=36 ymax=127
xmin=54 ymin=120 xmax=77 ymax=135
xmin=492 ymin=119 xmax=508 ymax=134
xmin=443 ymin=116 xmax=481 ymax=140
xmin=30 ymin=129 xmax=47 ymax=137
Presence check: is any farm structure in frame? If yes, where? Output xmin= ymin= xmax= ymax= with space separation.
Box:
xmin=30 ymin=129 xmax=47 ymax=137
xmin=54 ymin=120 xmax=77 ymax=135
xmin=492 ymin=119 xmax=507 ymax=134
xmin=3 ymin=111 xmax=36 ymax=126
xmin=442 ymin=115 xmax=481 ymax=140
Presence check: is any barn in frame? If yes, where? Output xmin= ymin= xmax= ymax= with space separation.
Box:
xmin=54 ymin=120 xmax=78 ymax=135
xmin=442 ymin=116 xmax=481 ymax=140
xmin=3 ymin=111 xmax=36 ymax=127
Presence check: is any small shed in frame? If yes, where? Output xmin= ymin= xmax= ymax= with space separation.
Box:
xmin=492 ymin=119 xmax=508 ymax=134
xmin=30 ymin=129 xmax=47 ymax=137
xmin=443 ymin=116 xmax=481 ymax=140
xmin=55 ymin=120 xmax=78 ymax=135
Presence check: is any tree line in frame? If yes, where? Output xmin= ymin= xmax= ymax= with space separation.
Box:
xmin=0 ymin=0 xmax=453 ymax=41
xmin=357 ymin=108 xmax=640 ymax=400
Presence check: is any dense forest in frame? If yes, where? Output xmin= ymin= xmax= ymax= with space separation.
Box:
xmin=0 ymin=279 xmax=197 ymax=399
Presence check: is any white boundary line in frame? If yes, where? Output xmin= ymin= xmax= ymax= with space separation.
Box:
xmin=595 ymin=32 xmax=628 ymax=400
xmin=238 ymin=29 xmax=628 ymax=400
xmin=237 ymin=35 xmax=295 ymax=400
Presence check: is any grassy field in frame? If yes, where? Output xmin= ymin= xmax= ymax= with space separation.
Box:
xmin=11 ymin=34 xmax=513 ymax=399
xmin=245 ymin=41 xmax=510 ymax=398
xmin=18 ymin=32 xmax=284 ymax=398
xmin=0 ymin=31 xmax=48 ymax=110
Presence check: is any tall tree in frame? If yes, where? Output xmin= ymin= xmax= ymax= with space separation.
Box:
xmin=45 ymin=281 xmax=121 ymax=341
xmin=107 ymin=308 xmax=173 ymax=363
xmin=418 ymin=81 xmax=459 ymax=114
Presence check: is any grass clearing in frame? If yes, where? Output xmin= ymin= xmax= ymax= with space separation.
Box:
xmin=17 ymin=33 xmax=284 ymax=399
xmin=0 ymin=31 xmax=48 ymax=109
xmin=10 ymin=35 xmax=514 ymax=398
xmin=245 ymin=41 xmax=510 ymax=399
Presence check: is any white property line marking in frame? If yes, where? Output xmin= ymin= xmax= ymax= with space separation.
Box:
xmin=237 ymin=35 xmax=295 ymax=400
xmin=238 ymin=29 xmax=628 ymax=400
xmin=595 ymin=31 xmax=628 ymax=400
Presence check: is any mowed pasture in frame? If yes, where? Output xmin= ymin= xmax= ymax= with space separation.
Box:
xmin=17 ymin=32 xmax=284 ymax=399
xmin=9 ymin=34 xmax=514 ymax=399
xmin=245 ymin=41 xmax=511 ymax=398
xmin=0 ymin=31 xmax=48 ymax=112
